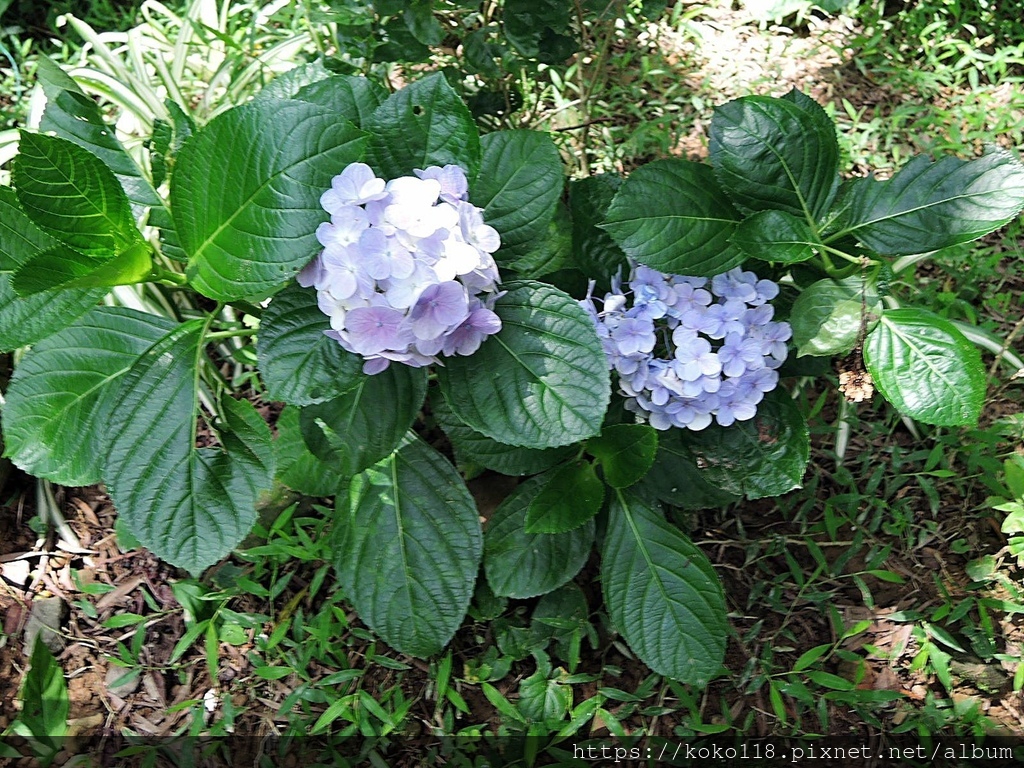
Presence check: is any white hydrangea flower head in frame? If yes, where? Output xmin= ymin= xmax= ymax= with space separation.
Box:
xmin=299 ymin=163 xmax=503 ymax=374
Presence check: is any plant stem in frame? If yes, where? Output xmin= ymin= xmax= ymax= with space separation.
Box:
xmin=205 ymin=329 xmax=256 ymax=341
xmin=149 ymin=266 xmax=188 ymax=286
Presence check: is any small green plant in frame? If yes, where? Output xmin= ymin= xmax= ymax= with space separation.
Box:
xmin=0 ymin=637 xmax=70 ymax=766
xmin=993 ymin=453 xmax=1024 ymax=565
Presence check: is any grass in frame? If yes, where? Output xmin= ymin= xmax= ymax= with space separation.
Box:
xmin=2 ymin=0 xmax=1024 ymax=763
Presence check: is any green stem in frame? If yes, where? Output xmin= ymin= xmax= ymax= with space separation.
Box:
xmin=149 ymin=266 xmax=188 ymax=286
xmin=205 ymin=329 xmax=257 ymax=341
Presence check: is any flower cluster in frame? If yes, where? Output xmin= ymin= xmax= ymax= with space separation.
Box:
xmin=298 ymin=162 xmax=502 ymax=374
xmin=581 ymin=265 xmax=791 ymax=431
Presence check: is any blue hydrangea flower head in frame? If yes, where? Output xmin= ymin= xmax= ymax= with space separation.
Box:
xmin=581 ymin=264 xmax=791 ymax=430
xmin=300 ymin=163 xmax=502 ymax=373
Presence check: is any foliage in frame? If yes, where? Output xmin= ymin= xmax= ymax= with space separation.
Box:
xmin=2 ymin=0 xmax=1024 ymax=702
xmin=0 ymin=637 xmax=70 ymax=766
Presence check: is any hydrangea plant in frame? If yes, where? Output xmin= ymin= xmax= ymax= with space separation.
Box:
xmin=2 ymin=63 xmax=1023 ymax=684
xmin=298 ymin=162 xmax=503 ymax=372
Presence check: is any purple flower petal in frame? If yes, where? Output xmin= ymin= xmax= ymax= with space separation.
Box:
xmin=409 ymin=280 xmax=469 ymax=339
xmin=344 ymin=306 xmax=411 ymax=355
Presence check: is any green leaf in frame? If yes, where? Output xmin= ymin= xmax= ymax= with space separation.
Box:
xmin=404 ymin=1 xmax=444 ymax=45
xmin=291 ymin=75 xmax=389 ymax=128
xmin=484 ymin=472 xmax=596 ymax=599
xmin=793 ymin=643 xmax=832 ymax=672
xmin=525 ymin=460 xmax=605 ymax=534
xmin=256 ymin=61 xmax=332 ymax=101
xmin=519 ymin=656 xmax=572 ymax=722
xmin=12 ymin=240 xmax=152 ymax=296
xmin=2 ymin=307 xmax=176 ymax=486
xmin=568 ymin=174 xmax=628 ymax=282
xmin=864 ymin=308 xmax=986 ymax=426
xmin=299 ymin=365 xmax=427 ymax=477
xmin=469 ymin=130 xmax=563 ymax=262
xmin=640 ymin=428 xmax=742 ymax=509
xmin=365 ymin=72 xmax=480 ymax=180
xmin=1005 ymin=456 xmax=1024 ymax=501
xmin=602 ymin=490 xmax=726 ymax=684
xmin=172 ymin=99 xmax=368 ymax=300
xmin=437 ymin=281 xmax=609 ymax=449
xmin=273 ymin=406 xmax=348 ymax=497
xmin=431 ymin=389 xmax=575 ymax=475
xmin=709 ymin=91 xmax=840 ymax=221
xmin=505 ymin=199 xmax=573 ymax=278
xmin=333 ymin=437 xmax=481 ymax=656
xmin=0 ymin=275 xmax=103 ymax=352
xmin=14 ymin=131 xmax=139 ymax=255
xmin=105 ymin=323 xmax=275 ymax=575
xmin=731 ymin=209 xmax=818 ymax=264
xmin=0 ymin=187 xmax=104 ymax=350
xmin=20 ymin=636 xmax=69 ymax=742
xmin=832 ymin=150 xmax=1024 ymax=255
xmin=0 ymin=185 xmax=54 ymax=271
xmin=503 ymin=0 xmax=576 ymax=62
xmin=680 ymin=390 xmax=809 ymax=499
xmin=257 ymin=282 xmax=363 ymax=405
xmin=36 ymin=56 xmax=164 ymax=213
xmin=586 ymin=423 xmax=658 ymax=489
xmin=804 ymin=670 xmax=855 ymax=691
xmin=601 ymin=159 xmax=744 ymax=276
xmin=790 ymin=276 xmax=880 ymax=357
xmin=253 ymin=665 xmax=294 ymax=680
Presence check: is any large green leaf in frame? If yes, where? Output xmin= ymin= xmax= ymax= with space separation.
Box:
xmin=790 ymin=276 xmax=880 ymax=357
xmin=255 ymin=61 xmax=332 ymax=101
xmin=274 ymin=406 xmax=348 ymax=497
xmin=105 ymin=322 xmax=275 ymax=575
xmin=257 ymin=282 xmax=363 ymax=405
xmin=14 ymin=131 xmax=139 ymax=255
xmin=730 ymin=209 xmax=818 ymax=264
xmin=0 ymin=276 xmax=103 ymax=351
xmin=0 ymin=187 xmax=104 ymax=349
xmin=333 ymin=437 xmax=481 ymax=656
xmin=864 ymin=308 xmax=985 ymax=426
xmin=602 ymin=490 xmax=726 ymax=684
xmin=12 ymin=240 xmax=151 ymax=296
xmin=365 ymin=72 xmax=480 ymax=180
xmin=640 ymin=429 xmax=742 ymax=509
xmin=525 ymin=460 xmax=605 ymax=534
xmin=299 ymin=365 xmax=427 ymax=477
xmin=36 ymin=56 xmax=164 ymax=213
xmin=709 ymin=91 xmax=840 ymax=221
xmin=585 ymin=423 xmax=658 ymax=489
xmin=431 ymin=389 xmax=574 ymax=475
xmin=172 ymin=99 xmax=368 ymax=300
xmin=437 ymin=281 xmax=609 ymax=449
xmin=2 ymin=307 xmax=176 ymax=487
xmin=0 ymin=186 xmax=52 ymax=271
xmin=831 ymin=151 xmax=1024 ymax=255
xmin=469 ymin=130 xmax=563 ymax=261
xmin=601 ymin=159 xmax=744 ymax=276
xmin=292 ymin=75 xmax=388 ymax=128
xmin=484 ymin=472 xmax=596 ymax=599
xmin=505 ymin=198 xmax=573 ymax=278
xmin=569 ymin=174 xmax=628 ymax=283
xmin=680 ymin=390 xmax=809 ymax=499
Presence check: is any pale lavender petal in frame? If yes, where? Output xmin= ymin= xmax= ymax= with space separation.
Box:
xmin=409 ymin=280 xmax=469 ymax=339
xmin=345 ymin=306 xmax=410 ymax=354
